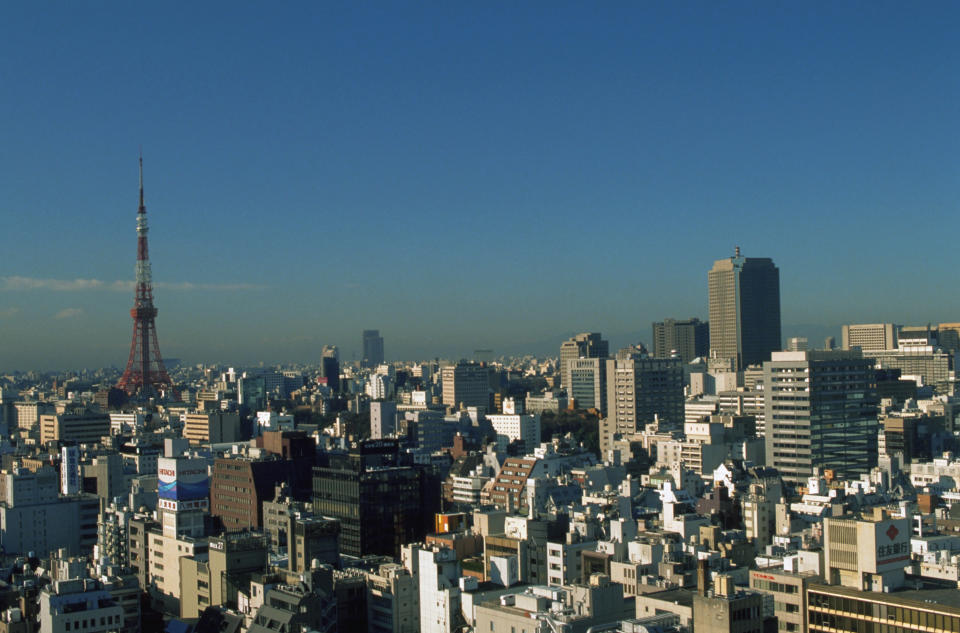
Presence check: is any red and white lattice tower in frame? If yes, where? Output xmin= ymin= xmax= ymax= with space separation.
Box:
xmin=116 ymin=154 xmax=174 ymax=398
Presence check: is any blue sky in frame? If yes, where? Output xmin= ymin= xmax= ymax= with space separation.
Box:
xmin=0 ymin=2 xmax=957 ymax=369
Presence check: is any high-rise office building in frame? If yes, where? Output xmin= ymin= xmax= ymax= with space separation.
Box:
xmin=312 ymin=440 xmax=428 ymax=558
xmin=559 ymin=333 xmax=609 ymax=392
xmin=321 ymin=345 xmax=340 ymax=391
xmin=841 ymin=323 xmax=898 ymax=351
xmin=567 ymin=357 xmax=606 ymax=414
xmin=441 ymin=361 xmax=491 ymax=410
xmin=604 ymin=349 xmax=684 ymax=438
xmin=763 ymin=350 xmax=878 ymax=484
xmin=708 ymin=248 xmax=781 ymax=370
xmin=362 ymin=330 xmax=385 ymax=368
xmin=652 ymin=318 xmax=710 ymax=363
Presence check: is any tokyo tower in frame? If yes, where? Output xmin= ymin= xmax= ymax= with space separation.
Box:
xmin=116 ymin=154 xmax=174 ymax=398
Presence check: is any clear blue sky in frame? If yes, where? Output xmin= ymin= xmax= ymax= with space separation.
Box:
xmin=1 ymin=2 xmax=957 ymax=369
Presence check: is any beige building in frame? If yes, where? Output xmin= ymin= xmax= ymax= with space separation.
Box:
xmin=559 ymin=333 xmax=609 ymax=392
xmin=182 ymin=411 xmax=241 ymax=444
xmin=440 ymin=362 xmax=490 ymax=411
xmin=841 ymin=323 xmax=898 ymax=351
xmin=823 ymin=512 xmax=911 ymax=592
xmin=605 ymin=352 xmax=684 ymax=435
xmin=365 ymin=563 xmax=420 ymax=633
xmin=475 ymin=577 xmax=632 ymax=633
xmin=14 ymin=401 xmax=54 ymax=431
xmin=39 ymin=412 xmax=110 ymax=445
xmin=146 ymin=528 xmax=207 ymax=614
xmin=180 ymin=532 xmax=267 ymax=619
xmin=749 ymin=566 xmax=819 ymax=633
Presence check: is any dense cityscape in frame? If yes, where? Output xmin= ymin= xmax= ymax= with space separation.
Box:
xmin=2 ymin=169 xmax=960 ymax=633
xmin=3 ymin=4 xmax=957 ymax=633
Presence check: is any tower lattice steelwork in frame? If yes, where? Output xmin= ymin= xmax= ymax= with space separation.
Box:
xmin=116 ymin=155 xmax=174 ymax=398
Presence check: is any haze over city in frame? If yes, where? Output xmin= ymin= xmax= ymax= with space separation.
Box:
xmin=1 ymin=2 xmax=958 ymax=370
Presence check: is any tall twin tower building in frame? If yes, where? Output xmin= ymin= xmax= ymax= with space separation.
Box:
xmin=707 ymin=247 xmax=781 ymax=370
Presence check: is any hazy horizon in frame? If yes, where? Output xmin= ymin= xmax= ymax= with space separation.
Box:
xmin=2 ymin=3 xmax=957 ymax=371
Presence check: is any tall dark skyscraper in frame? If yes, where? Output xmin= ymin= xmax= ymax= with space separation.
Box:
xmin=708 ymin=248 xmax=781 ymax=370
xmin=362 ymin=329 xmax=384 ymax=368
xmin=321 ymin=345 xmax=340 ymax=392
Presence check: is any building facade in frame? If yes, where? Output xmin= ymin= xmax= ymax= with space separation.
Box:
xmin=841 ymin=323 xmax=898 ymax=351
xmin=559 ymin=332 xmax=609 ymax=393
xmin=653 ymin=318 xmax=709 ymax=363
xmin=763 ymin=350 xmax=878 ymax=484
xmin=605 ymin=352 xmax=684 ymax=435
xmin=363 ymin=330 xmax=385 ymax=368
xmin=708 ymin=249 xmax=781 ymax=370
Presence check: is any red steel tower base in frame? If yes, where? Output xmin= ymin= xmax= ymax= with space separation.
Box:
xmin=116 ymin=155 xmax=175 ymax=399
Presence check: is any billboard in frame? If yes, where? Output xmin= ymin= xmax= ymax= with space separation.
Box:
xmin=157 ymin=457 xmax=209 ymax=501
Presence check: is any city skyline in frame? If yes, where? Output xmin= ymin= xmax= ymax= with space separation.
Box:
xmin=1 ymin=3 xmax=958 ymax=369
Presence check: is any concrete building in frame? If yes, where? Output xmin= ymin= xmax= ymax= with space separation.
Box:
xmin=0 ymin=466 xmax=99 ymax=557
xmin=749 ymin=566 xmax=820 ymax=633
xmin=39 ymin=579 xmax=123 ymax=633
xmin=823 ymin=512 xmax=911 ymax=592
xmin=96 ymin=503 xmax=133 ymax=568
xmin=416 ymin=547 xmax=462 ymax=633
xmin=560 ymin=332 xmax=609 ymax=393
xmin=566 ymin=357 xmax=606 ymax=413
xmin=127 ymin=514 xmax=157 ymax=591
xmin=486 ymin=414 xmax=540 ymax=452
xmin=440 ymin=362 xmax=490 ymax=411
xmin=525 ymin=391 xmax=567 ymax=415
xmin=807 ymin=582 xmax=960 ymax=633
xmin=288 ymin=515 xmax=339 ymax=573
xmin=363 ymin=329 xmax=385 ymax=368
xmin=180 ymin=532 xmax=268 ymax=619
xmin=365 ymin=563 xmax=420 ymax=633
xmin=604 ymin=352 xmax=684 ymax=439
xmin=546 ymin=539 xmax=596 ymax=587
xmin=653 ymin=318 xmax=710 ymax=363
xmin=841 ymin=323 xmax=898 ymax=351
xmin=90 ymin=453 xmax=126 ymax=502
xmin=13 ymin=401 xmax=54 ymax=431
xmin=708 ymin=248 xmax=781 ymax=370
xmin=149 ymin=456 xmax=211 ymax=613
xmin=474 ymin=577 xmax=632 ymax=633
xmin=182 ymin=411 xmax=242 ymax=444
xmin=692 ymin=573 xmax=765 ymax=633
xmin=370 ymin=400 xmax=398 ymax=439
xmin=247 ymin=578 xmax=337 ymax=633
xmin=866 ymin=348 xmax=953 ymax=392
xmin=210 ymin=455 xmax=302 ymax=531
xmin=763 ymin=350 xmax=878 ymax=484
xmin=39 ymin=411 xmax=110 ymax=445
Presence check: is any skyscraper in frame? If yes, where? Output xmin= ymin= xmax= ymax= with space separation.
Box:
xmin=362 ymin=330 xmax=385 ymax=368
xmin=321 ymin=345 xmax=340 ymax=391
xmin=708 ymin=248 xmax=781 ymax=370
xmin=652 ymin=318 xmax=709 ymax=363
xmin=559 ymin=332 xmax=609 ymax=392
xmin=763 ymin=350 xmax=878 ymax=484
